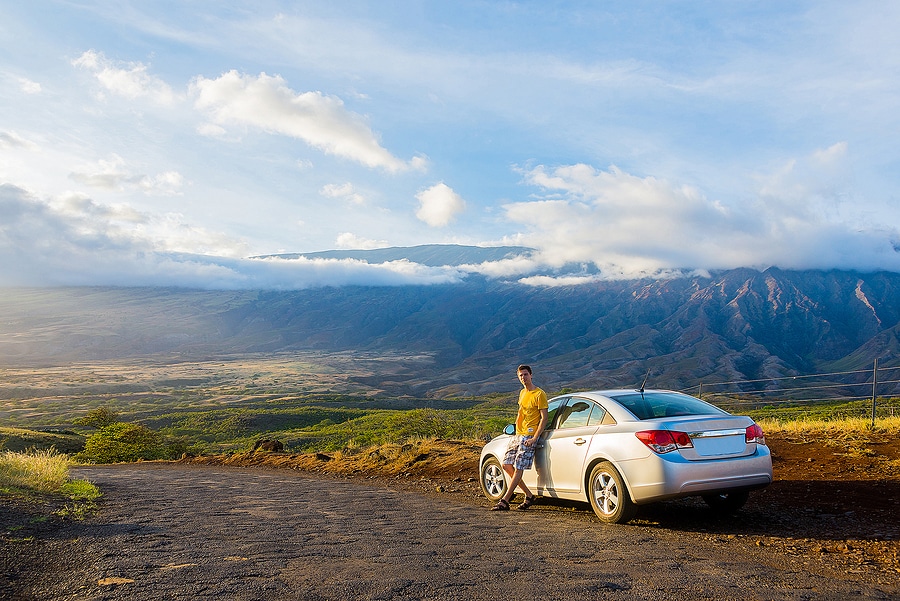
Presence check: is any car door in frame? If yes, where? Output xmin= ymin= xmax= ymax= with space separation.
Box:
xmin=538 ymin=397 xmax=608 ymax=496
xmin=522 ymin=396 xmax=564 ymax=492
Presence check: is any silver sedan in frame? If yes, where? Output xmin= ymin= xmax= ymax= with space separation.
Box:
xmin=479 ymin=389 xmax=773 ymax=523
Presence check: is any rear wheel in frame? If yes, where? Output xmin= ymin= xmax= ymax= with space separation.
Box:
xmin=702 ymin=490 xmax=750 ymax=513
xmin=479 ymin=457 xmax=507 ymax=502
xmin=588 ymin=461 xmax=637 ymax=524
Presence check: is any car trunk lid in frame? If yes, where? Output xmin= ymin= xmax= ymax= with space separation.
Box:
xmin=661 ymin=416 xmax=757 ymax=460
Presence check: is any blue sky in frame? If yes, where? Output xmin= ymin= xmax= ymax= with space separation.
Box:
xmin=1 ymin=1 xmax=899 ymax=288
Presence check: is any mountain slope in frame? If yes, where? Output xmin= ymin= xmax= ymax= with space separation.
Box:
xmin=1 ymin=268 xmax=898 ymax=396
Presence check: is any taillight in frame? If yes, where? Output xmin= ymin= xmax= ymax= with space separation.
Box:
xmin=636 ymin=430 xmax=694 ymax=454
xmin=746 ymin=423 xmax=766 ymax=445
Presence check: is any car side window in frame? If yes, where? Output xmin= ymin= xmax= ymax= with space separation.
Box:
xmin=544 ymin=397 xmax=566 ymax=430
xmin=557 ymin=398 xmax=594 ymax=429
xmin=587 ymin=402 xmax=609 ymax=426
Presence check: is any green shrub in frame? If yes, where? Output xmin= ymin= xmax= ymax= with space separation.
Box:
xmin=74 ymin=407 xmax=119 ymax=429
xmin=77 ymin=422 xmax=168 ymax=463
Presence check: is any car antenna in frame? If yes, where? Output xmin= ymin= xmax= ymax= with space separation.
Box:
xmin=638 ymin=369 xmax=651 ymax=394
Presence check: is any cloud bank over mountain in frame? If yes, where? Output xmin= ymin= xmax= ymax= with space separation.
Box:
xmin=0 ymin=184 xmax=461 ymax=288
xmin=503 ymin=158 xmax=900 ymax=281
xmin=2 ymin=174 xmax=898 ymax=289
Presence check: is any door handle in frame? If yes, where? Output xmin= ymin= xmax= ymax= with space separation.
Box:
xmin=574 ymin=438 xmax=587 ymax=446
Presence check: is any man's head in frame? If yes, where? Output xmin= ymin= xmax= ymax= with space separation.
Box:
xmin=517 ymin=365 xmax=533 ymax=387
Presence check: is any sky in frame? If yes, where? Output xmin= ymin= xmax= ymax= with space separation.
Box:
xmin=1 ymin=1 xmax=899 ymax=289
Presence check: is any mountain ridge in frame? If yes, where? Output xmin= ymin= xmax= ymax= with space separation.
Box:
xmin=252 ymin=244 xmax=533 ymax=267
xmin=1 ymin=265 xmax=898 ymax=397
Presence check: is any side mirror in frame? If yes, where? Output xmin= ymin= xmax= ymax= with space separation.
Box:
xmin=503 ymin=424 xmax=516 ymax=436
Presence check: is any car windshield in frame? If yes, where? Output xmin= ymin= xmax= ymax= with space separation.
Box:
xmin=607 ymin=391 xmax=727 ymax=420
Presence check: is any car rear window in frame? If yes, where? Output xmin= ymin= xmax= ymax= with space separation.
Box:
xmin=608 ymin=392 xmax=727 ymax=420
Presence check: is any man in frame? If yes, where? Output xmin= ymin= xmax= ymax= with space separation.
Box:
xmin=491 ymin=364 xmax=549 ymax=511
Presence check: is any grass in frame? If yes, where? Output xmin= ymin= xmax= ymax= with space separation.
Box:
xmin=758 ymin=415 xmax=900 ymax=438
xmin=756 ymin=415 xmax=900 ymax=469
xmin=0 ymin=448 xmax=102 ymax=519
xmin=711 ymin=395 xmax=900 ymax=423
xmin=0 ymin=448 xmax=71 ymax=492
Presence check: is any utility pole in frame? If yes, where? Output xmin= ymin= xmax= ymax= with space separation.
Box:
xmin=871 ymin=358 xmax=878 ymax=427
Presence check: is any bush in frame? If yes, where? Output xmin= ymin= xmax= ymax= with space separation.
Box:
xmin=77 ymin=422 xmax=168 ymax=463
xmin=74 ymin=407 xmax=119 ymax=429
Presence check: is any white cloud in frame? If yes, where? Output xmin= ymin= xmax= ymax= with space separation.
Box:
xmin=812 ymin=141 xmax=848 ymax=166
xmin=196 ymin=122 xmax=227 ymax=137
xmin=459 ymin=255 xmax=541 ymax=279
xmin=18 ymin=78 xmax=41 ymax=94
xmin=321 ymin=182 xmax=364 ymax=205
xmin=505 ymin=154 xmax=900 ymax=278
xmin=54 ymin=192 xmax=145 ymax=225
xmin=335 ymin=232 xmax=388 ymax=250
xmin=191 ymin=70 xmax=415 ymax=172
xmin=68 ymin=155 xmax=184 ymax=195
xmin=0 ymin=131 xmax=38 ymax=151
xmin=241 ymin=256 xmax=462 ymax=289
xmin=415 ymin=183 xmax=466 ymax=227
xmin=141 ymin=171 xmax=184 ymax=195
xmin=72 ymin=50 xmax=177 ymax=105
xmin=0 ymin=184 xmax=458 ymax=288
xmin=518 ymin=274 xmax=604 ymax=287
xmin=409 ymin=155 xmax=430 ymax=172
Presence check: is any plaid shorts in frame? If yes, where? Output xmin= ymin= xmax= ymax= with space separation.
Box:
xmin=502 ymin=435 xmax=537 ymax=471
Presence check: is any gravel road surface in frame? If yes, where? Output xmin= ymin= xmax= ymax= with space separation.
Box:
xmin=24 ymin=463 xmax=898 ymax=600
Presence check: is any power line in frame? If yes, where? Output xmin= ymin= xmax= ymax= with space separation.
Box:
xmin=681 ymin=362 xmax=900 ymax=424
xmin=696 ymin=367 xmax=892 ymax=389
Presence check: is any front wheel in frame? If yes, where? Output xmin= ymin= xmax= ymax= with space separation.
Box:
xmin=588 ymin=461 xmax=637 ymax=524
xmin=480 ymin=457 xmax=508 ymax=502
xmin=702 ymin=490 xmax=750 ymax=513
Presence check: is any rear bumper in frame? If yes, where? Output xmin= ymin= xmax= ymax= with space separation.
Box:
xmin=619 ymin=447 xmax=773 ymax=504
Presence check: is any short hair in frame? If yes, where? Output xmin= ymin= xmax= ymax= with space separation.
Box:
xmin=517 ymin=364 xmax=532 ymax=375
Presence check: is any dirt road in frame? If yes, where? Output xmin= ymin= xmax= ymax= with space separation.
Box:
xmin=8 ymin=463 xmax=894 ymax=600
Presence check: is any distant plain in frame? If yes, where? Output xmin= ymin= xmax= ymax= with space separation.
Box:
xmin=0 ymin=353 xmax=508 ymax=455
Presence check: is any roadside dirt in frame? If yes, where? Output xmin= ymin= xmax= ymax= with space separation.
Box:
xmin=176 ymin=434 xmax=900 ymax=573
xmin=1 ymin=433 xmax=899 ymax=599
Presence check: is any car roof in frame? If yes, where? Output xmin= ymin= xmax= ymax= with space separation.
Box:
xmin=552 ymin=388 xmax=682 ymax=398
xmin=549 ymin=389 xmax=722 ymax=422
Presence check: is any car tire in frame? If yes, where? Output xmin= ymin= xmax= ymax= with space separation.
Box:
xmin=702 ymin=490 xmax=750 ymax=513
xmin=588 ymin=461 xmax=637 ymax=524
xmin=480 ymin=457 xmax=507 ymax=502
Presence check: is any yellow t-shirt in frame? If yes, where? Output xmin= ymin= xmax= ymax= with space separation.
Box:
xmin=517 ymin=387 xmax=548 ymax=436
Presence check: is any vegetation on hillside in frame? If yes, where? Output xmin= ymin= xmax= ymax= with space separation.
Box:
xmin=0 ymin=427 xmax=84 ymax=454
xmin=1 ymin=357 xmax=898 ymax=464
xmin=2 ymin=392 xmax=899 ymax=464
